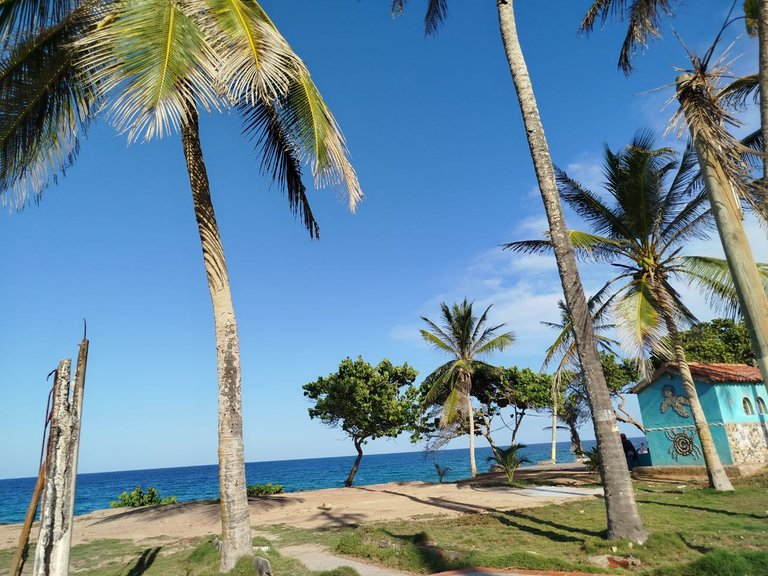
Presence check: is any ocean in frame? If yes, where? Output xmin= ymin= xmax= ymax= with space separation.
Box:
xmin=0 ymin=440 xmax=603 ymax=524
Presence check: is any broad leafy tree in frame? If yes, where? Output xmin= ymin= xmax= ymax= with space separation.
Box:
xmin=303 ymin=358 xmax=418 ymax=487
xmin=2 ymin=0 xmax=361 ymax=568
xmin=392 ymin=0 xmax=647 ymax=541
xmin=474 ymin=366 xmax=552 ymax=454
xmin=508 ymin=133 xmax=735 ymax=491
xmin=660 ymin=318 xmax=757 ymax=365
xmin=420 ymin=299 xmax=514 ymax=478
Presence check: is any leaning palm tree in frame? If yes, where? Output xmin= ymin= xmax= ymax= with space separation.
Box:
xmin=420 ymin=299 xmax=514 ymax=478
xmin=2 ymin=0 xmax=361 ymax=569
xmin=507 ymin=132 xmax=736 ymax=491
xmin=392 ymin=0 xmax=647 ymax=541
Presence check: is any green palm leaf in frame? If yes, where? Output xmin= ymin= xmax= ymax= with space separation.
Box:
xmin=203 ymin=0 xmax=301 ymax=104
xmin=682 ymin=256 xmax=768 ymax=318
xmin=78 ymin=0 xmax=220 ymax=141
xmin=277 ymin=69 xmax=362 ymax=211
xmin=0 ymin=10 xmax=95 ymax=207
xmin=240 ymin=99 xmax=318 ymax=237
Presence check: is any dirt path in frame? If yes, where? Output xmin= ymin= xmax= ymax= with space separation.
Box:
xmin=281 ymin=544 xmax=416 ymax=576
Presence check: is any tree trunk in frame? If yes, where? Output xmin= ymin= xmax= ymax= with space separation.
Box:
xmin=680 ymin=75 xmax=768 ymax=392
xmin=568 ymin=421 xmax=583 ymax=456
xmin=510 ymin=407 xmax=526 ymax=444
xmin=758 ymin=0 xmax=768 ymax=181
xmin=181 ymin=108 xmax=252 ymax=572
xmin=550 ymin=377 xmax=558 ymax=463
xmin=496 ymin=0 xmax=646 ymax=542
xmin=662 ymin=310 xmax=734 ymax=491
xmin=467 ymin=394 xmax=477 ymax=477
xmin=345 ymin=439 xmax=365 ymax=487
xmin=33 ymin=356 xmax=84 ymax=576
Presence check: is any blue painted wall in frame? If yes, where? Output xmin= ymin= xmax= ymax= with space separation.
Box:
xmin=715 ymin=384 xmax=768 ymax=425
xmin=636 ymin=373 xmax=732 ymax=466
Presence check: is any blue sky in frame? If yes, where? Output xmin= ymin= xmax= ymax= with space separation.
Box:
xmin=1 ymin=0 xmax=766 ymax=479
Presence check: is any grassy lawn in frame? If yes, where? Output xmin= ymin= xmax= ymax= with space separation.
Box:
xmin=1 ymin=472 xmax=766 ymax=575
xmin=260 ymin=472 xmax=768 ymax=575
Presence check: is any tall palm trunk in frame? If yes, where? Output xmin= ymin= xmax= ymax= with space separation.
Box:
xmin=658 ymin=292 xmax=734 ymax=491
xmin=495 ymin=0 xmax=646 ymax=542
xmin=181 ymin=107 xmax=252 ymax=571
xmin=467 ymin=393 xmax=477 ymax=477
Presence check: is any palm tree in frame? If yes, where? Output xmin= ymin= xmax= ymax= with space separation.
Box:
xmin=507 ymin=133 xmax=735 ymax=490
xmin=2 ymin=0 xmax=361 ymax=569
xmin=486 ymin=443 xmax=530 ymax=485
xmin=580 ymin=0 xmax=768 ymax=389
xmin=392 ymin=0 xmax=647 ymax=541
xmin=420 ymin=299 xmax=514 ymax=477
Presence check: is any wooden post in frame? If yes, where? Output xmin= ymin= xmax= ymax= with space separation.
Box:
xmin=678 ymin=73 xmax=768 ymax=390
xmin=33 ymin=337 xmax=89 ymax=576
xmin=9 ymin=464 xmax=46 ymax=576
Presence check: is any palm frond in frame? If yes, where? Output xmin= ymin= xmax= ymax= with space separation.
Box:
xmin=613 ymin=281 xmax=664 ymax=368
xmin=0 ymin=0 xmax=76 ymax=48
xmin=673 ymin=61 xmax=767 ymax=223
xmin=77 ymin=0 xmax=221 ymax=141
xmin=557 ymin=164 xmax=633 ymax=240
xmin=240 ymin=99 xmax=318 ymax=237
xmin=420 ymin=328 xmax=457 ymax=355
xmin=473 ymin=332 xmax=515 ymax=357
xmin=681 ymin=255 xmax=768 ymax=318
xmin=719 ymin=73 xmax=759 ymax=109
xmin=203 ymin=0 xmax=302 ymax=105
xmin=0 ymin=8 xmax=95 ymax=208
xmin=276 ymin=69 xmax=362 ymax=212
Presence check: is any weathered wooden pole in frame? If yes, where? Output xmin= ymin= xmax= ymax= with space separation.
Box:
xmin=9 ymin=463 xmax=46 ymax=576
xmin=33 ymin=337 xmax=89 ymax=576
xmin=678 ymin=73 xmax=768 ymax=391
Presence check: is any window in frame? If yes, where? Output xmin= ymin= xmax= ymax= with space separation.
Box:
xmin=743 ymin=397 xmax=755 ymax=415
xmin=757 ymin=397 xmax=767 ymax=415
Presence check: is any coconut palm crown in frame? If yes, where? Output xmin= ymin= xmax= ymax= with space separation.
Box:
xmin=420 ymin=299 xmax=514 ymax=477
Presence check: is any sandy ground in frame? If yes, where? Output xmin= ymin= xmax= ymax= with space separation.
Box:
xmin=0 ymin=473 xmax=602 ymax=550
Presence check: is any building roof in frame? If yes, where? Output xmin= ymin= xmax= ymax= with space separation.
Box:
xmin=632 ymin=362 xmax=764 ymax=393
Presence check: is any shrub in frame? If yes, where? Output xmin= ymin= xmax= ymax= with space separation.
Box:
xmin=486 ymin=444 xmax=531 ymax=485
xmin=110 ymin=486 xmax=177 ymax=508
xmin=246 ymin=483 xmax=284 ymax=497
xmin=583 ymin=447 xmax=601 ymax=473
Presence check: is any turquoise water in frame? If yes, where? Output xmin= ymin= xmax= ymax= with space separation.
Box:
xmin=0 ymin=440 xmax=603 ymax=524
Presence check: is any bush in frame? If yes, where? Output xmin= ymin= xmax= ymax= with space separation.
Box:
xmin=246 ymin=483 xmax=284 ymax=497
xmin=583 ymin=447 xmax=601 ymax=473
xmin=110 ymin=486 xmax=177 ymax=508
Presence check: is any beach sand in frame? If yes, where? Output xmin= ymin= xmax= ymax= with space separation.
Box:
xmin=0 ymin=468 xmax=601 ymax=549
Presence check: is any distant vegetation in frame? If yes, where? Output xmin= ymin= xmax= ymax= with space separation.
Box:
xmin=247 ymin=483 xmax=285 ymax=497
xmin=110 ymin=486 xmax=177 ymax=508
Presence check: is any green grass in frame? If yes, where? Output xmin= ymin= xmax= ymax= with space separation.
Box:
xmin=0 ymin=536 xmax=359 ymax=576
xmin=256 ymin=473 xmax=768 ymax=575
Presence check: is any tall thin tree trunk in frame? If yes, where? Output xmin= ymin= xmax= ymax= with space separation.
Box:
xmin=181 ymin=107 xmax=252 ymax=572
xmin=496 ymin=0 xmax=646 ymax=542
xmin=467 ymin=394 xmax=477 ymax=477
xmin=345 ymin=439 xmax=364 ymax=487
xmin=661 ymin=309 xmax=734 ymax=491
xmin=550 ymin=377 xmax=558 ymax=463
xmin=758 ymin=0 xmax=768 ymax=181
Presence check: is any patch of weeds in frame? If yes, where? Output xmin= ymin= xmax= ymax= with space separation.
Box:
xmin=642 ymin=549 xmax=768 ymax=576
xmin=316 ymin=569 xmax=361 ymax=576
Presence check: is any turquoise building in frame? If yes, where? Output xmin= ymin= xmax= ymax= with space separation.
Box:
xmin=632 ymin=363 xmax=767 ymax=466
